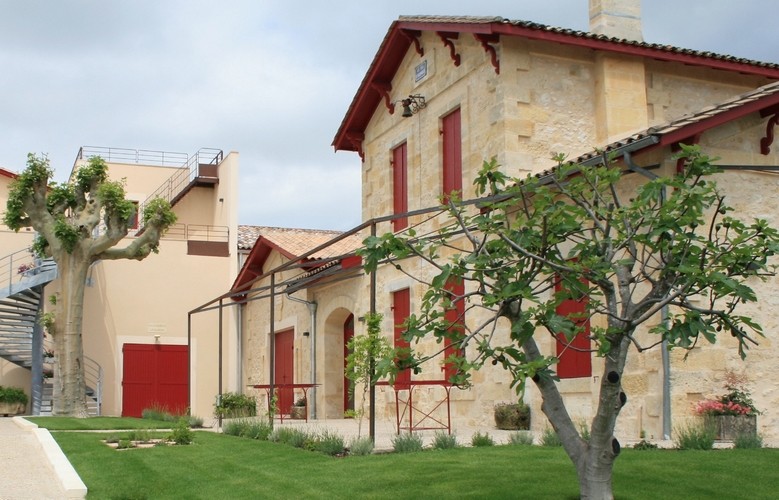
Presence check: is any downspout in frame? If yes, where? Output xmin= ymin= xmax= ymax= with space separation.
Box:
xmin=623 ymin=151 xmax=672 ymax=440
xmin=287 ymin=292 xmax=318 ymax=419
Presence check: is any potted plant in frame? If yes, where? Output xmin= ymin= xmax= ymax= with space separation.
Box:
xmin=695 ymin=373 xmax=759 ymax=440
xmin=0 ymin=385 xmax=29 ymax=416
xmin=290 ymin=396 xmax=307 ymax=420
xmin=494 ymin=401 xmax=531 ymax=430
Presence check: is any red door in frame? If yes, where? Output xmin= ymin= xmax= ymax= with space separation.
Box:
xmin=122 ymin=343 xmax=188 ymax=417
xmin=343 ymin=314 xmax=355 ymax=413
xmin=274 ymin=329 xmax=294 ymax=414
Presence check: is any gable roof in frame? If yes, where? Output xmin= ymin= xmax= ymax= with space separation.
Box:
xmin=333 ymin=15 xmax=779 ymax=153
xmin=231 ymin=226 xmax=362 ymax=294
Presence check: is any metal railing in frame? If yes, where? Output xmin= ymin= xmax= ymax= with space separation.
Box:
xmin=76 ymin=146 xmax=189 ymax=167
xmin=84 ymin=355 xmax=103 ymax=416
xmin=0 ymin=247 xmax=53 ymax=294
xmin=136 ymin=148 xmax=223 ymax=232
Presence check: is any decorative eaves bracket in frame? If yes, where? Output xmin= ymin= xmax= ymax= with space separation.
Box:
xmin=672 ymin=134 xmax=701 ymax=173
xmin=401 ymin=29 xmax=424 ymax=57
xmin=437 ymin=32 xmax=461 ymax=67
xmin=372 ymin=82 xmax=395 ymax=114
xmin=345 ymin=132 xmax=365 ymax=161
xmin=474 ymin=33 xmax=500 ymax=74
xmin=760 ymin=106 xmax=779 ymax=155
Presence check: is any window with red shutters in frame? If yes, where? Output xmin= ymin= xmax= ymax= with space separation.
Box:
xmin=392 ymin=142 xmax=408 ymax=231
xmin=443 ymin=278 xmax=465 ymax=383
xmin=442 ymin=108 xmax=462 ymax=204
xmin=393 ymin=288 xmax=411 ymax=386
xmin=554 ymin=277 xmax=592 ymax=379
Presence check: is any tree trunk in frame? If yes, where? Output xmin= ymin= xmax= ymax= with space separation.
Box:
xmin=52 ymin=254 xmax=90 ymax=417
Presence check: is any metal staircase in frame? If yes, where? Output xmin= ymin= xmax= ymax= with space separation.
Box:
xmin=0 ymin=248 xmax=102 ymax=415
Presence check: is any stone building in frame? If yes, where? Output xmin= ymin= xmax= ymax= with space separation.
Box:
xmin=227 ymin=3 xmax=779 ymax=444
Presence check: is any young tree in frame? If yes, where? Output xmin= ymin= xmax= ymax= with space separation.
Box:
xmin=4 ymin=153 xmax=177 ymax=416
xmin=345 ymin=312 xmax=392 ymax=438
xmin=360 ymin=147 xmax=779 ymax=499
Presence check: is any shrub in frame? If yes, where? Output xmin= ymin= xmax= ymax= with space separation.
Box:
xmin=169 ymin=418 xmax=195 ymax=445
xmin=470 ymin=431 xmax=495 ymax=447
xmin=493 ymin=402 xmax=530 ymax=430
xmin=127 ymin=428 xmax=154 ymax=443
xmin=508 ymin=431 xmax=534 ymax=446
xmin=287 ymin=429 xmax=312 ymax=449
xmin=142 ymin=405 xmax=203 ymax=428
xmin=734 ymin=432 xmax=763 ymax=449
xmin=349 ymin=436 xmax=374 ymax=456
xmin=104 ymin=434 xmax=120 ymax=444
xmin=214 ymin=392 xmax=257 ymax=418
xmin=392 ymin=432 xmax=423 ymax=453
xmin=0 ymin=385 xmax=28 ymax=405
xmin=632 ymin=439 xmax=659 ymax=450
xmin=540 ymin=427 xmax=562 ymax=447
xmin=116 ymin=439 xmax=134 ymax=449
xmin=675 ymin=421 xmax=715 ymax=450
xmin=270 ymin=427 xmax=309 ymax=446
xmin=432 ymin=431 xmax=458 ymax=450
xmin=223 ymin=419 xmax=272 ymax=440
xmin=314 ymin=430 xmax=346 ymax=456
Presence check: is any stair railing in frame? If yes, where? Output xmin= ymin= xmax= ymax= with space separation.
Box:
xmin=84 ymin=355 xmax=103 ymax=416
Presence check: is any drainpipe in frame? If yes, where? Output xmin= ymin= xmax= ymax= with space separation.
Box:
xmin=287 ymin=292 xmax=318 ymax=419
xmin=623 ymin=152 xmax=672 ymax=440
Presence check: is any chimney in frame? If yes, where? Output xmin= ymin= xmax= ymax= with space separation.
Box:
xmin=589 ymin=0 xmax=643 ymax=41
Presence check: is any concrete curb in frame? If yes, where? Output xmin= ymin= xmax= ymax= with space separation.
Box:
xmin=13 ymin=417 xmax=88 ymax=499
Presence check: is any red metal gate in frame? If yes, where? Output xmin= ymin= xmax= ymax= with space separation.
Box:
xmin=122 ymin=343 xmax=188 ymax=417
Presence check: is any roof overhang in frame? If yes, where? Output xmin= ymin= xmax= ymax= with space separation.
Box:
xmin=333 ymin=17 xmax=779 ymax=154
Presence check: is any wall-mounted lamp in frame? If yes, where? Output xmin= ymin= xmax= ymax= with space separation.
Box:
xmin=398 ymin=94 xmax=426 ymax=117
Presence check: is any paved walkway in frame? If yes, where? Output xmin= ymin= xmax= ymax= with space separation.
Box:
xmin=0 ymin=417 xmax=86 ymax=500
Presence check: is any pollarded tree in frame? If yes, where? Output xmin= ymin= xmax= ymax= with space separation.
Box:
xmin=4 ymin=153 xmax=177 ymax=416
xmin=361 ymin=146 xmax=779 ymax=499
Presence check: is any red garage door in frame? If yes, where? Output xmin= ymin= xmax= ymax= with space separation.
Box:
xmin=122 ymin=343 xmax=188 ymax=417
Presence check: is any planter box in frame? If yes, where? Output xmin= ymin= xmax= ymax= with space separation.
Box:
xmin=0 ymin=402 xmax=25 ymax=416
xmin=708 ymin=415 xmax=757 ymax=440
xmin=290 ymin=405 xmax=307 ymax=420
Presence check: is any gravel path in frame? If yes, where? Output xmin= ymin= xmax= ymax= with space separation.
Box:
xmin=0 ymin=417 xmax=78 ymax=500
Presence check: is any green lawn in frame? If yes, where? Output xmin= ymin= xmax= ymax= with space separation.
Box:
xmin=52 ymin=430 xmax=779 ymax=499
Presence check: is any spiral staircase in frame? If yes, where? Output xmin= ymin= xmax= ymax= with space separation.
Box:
xmin=0 ymin=250 xmax=102 ymax=415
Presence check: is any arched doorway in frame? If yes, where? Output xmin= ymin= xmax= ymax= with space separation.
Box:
xmin=323 ymin=307 xmax=354 ymax=419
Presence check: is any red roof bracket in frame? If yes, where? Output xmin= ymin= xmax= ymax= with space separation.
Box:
xmin=474 ymin=33 xmax=500 ymax=74
xmin=371 ymin=82 xmax=395 ymax=114
xmin=672 ymin=134 xmax=701 ymax=173
xmin=437 ymin=32 xmax=461 ymax=67
xmin=760 ymin=112 xmax=779 ymax=155
xmin=346 ymin=131 xmax=365 ymax=161
xmin=401 ymin=29 xmax=424 ymax=56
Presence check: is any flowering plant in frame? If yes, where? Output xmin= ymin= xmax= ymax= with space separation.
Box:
xmin=695 ymin=373 xmax=760 ymax=416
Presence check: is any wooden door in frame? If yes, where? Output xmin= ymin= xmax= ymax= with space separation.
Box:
xmin=274 ymin=329 xmax=295 ymax=414
xmin=122 ymin=343 xmax=188 ymax=417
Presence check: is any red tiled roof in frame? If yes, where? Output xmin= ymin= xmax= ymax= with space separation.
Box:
xmin=231 ymin=225 xmax=363 ymax=295
xmin=334 ymin=15 xmax=779 ymax=153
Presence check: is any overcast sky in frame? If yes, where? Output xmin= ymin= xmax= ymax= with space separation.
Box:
xmin=1 ymin=1 xmax=776 ymax=230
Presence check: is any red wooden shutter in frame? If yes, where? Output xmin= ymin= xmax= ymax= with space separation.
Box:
xmin=393 ymin=289 xmax=411 ymax=387
xmin=443 ymin=278 xmax=465 ymax=382
xmin=442 ymin=108 xmax=462 ymax=204
xmin=555 ymin=278 xmax=592 ymax=379
xmin=392 ymin=142 xmax=408 ymax=231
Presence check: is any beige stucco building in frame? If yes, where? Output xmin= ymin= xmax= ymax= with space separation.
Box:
xmin=233 ymin=3 xmax=779 ymax=445
xmin=0 ymin=147 xmax=239 ymax=420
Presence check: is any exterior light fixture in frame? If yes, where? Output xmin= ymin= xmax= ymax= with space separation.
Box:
xmin=399 ymin=94 xmax=426 ymax=117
